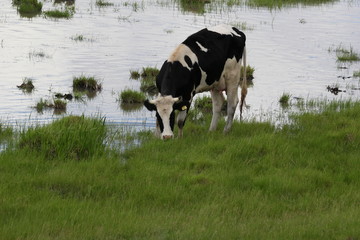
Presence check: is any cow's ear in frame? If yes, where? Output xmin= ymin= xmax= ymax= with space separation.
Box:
xmin=174 ymin=100 xmax=190 ymax=112
xmin=144 ymin=99 xmax=157 ymax=111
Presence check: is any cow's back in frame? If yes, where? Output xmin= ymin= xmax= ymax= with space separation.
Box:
xmin=182 ymin=25 xmax=246 ymax=87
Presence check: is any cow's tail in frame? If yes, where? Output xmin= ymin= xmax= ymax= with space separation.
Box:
xmin=240 ymin=46 xmax=247 ymax=116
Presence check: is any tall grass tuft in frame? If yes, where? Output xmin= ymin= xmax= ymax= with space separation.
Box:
xmin=73 ymin=75 xmax=102 ymax=91
xmin=247 ymin=0 xmax=337 ymax=9
xmin=119 ymin=89 xmax=146 ymax=104
xmin=17 ymin=78 xmax=35 ymax=93
xmin=279 ymin=92 xmax=291 ymax=107
xmin=329 ymin=44 xmax=360 ymax=62
xmin=130 ymin=67 xmax=159 ymax=96
xmin=17 ymin=116 xmax=106 ymax=160
xmin=353 ymin=70 xmax=360 ymax=78
xmin=44 ymin=7 xmax=74 ymax=19
xmin=13 ymin=0 xmax=42 ymax=17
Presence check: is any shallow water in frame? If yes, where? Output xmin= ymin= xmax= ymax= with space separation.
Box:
xmin=1 ymin=0 xmax=360 ymax=129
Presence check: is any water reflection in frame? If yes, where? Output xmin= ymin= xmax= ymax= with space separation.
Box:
xmin=0 ymin=0 xmax=359 ymax=127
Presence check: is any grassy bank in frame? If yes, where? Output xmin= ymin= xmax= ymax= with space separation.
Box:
xmin=0 ymin=101 xmax=359 ymax=239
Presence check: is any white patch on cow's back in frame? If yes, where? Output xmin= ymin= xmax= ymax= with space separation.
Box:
xmin=207 ymin=24 xmax=241 ymax=37
xmin=196 ymin=41 xmax=208 ymax=52
xmin=168 ymin=44 xmax=198 ymax=70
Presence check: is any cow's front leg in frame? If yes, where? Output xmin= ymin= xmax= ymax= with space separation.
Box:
xmin=224 ymin=86 xmax=239 ymax=133
xmin=177 ymin=110 xmax=187 ymax=138
xmin=209 ymin=90 xmax=225 ymax=131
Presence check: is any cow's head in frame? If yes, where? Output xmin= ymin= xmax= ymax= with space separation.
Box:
xmin=144 ymin=96 xmax=188 ymax=139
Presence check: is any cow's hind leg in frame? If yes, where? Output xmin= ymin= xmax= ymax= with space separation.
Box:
xmin=209 ymin=90 xmax=225 ymax=131
xmin=224 ymin=65 xmax=241 ymax=133
xmin=224 ymin=85 xmax=239 ymax=133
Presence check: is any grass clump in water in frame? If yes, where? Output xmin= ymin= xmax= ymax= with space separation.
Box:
xmin=35 ymin=98 xmax=52 ymax=113
xmin=96 ymin=0 xmax=114 ymax=7
xmin=329 ymin=44 xmax=360 ymax=62
xmin=353 ymin=70 xmax=360 ymax=78
xmin=53 ymin=99 xmax=67 ymax=110
xmin=246 ymin=0 xmax=337 ymax=9
xmin=130 ymin=67 xmax=159 ymax=96
xmin=119 ymin=89 xmax=145 ymax=104
xmin=241 ymin=65 xmax=255 ymax=80
xmin=13 ymin=0 xmax=42 ymax=17
xmin=44 ymin=7 xmax=74 ymax=19
xmin=34 ymin=99 xmax=67 ymax=113
xmin=279 ymin=92 xmax=291 ymax=107
xmin=73 ymin=75 xmax=102 ymax=92
xmin=17 ymin=78 xmax=35 ymax=93
xmin=140 ymin=67 xmax=159 ymax=78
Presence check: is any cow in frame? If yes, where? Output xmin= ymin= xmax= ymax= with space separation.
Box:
xmin=144 ymin=24 xmax=247 ymax=139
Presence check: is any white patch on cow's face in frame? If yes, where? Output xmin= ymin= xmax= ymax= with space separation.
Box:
xmin=207 ymin=24 xmax=241 ymax=37
xmin=196 ymin=41 xmax=208 ymax=52
xmin=151 ymin=96 xmax=179 ymax=139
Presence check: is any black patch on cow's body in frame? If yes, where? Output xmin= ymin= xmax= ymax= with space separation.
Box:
xmin=157 ymin=61 xmax=193 ymax=101
xmin=144 ymin=99 xmax=156 ymax=111
xmin=184 ymin=55 xmax=192 ymax=68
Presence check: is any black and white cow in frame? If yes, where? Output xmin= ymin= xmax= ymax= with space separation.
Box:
xmin=144 ymin=24 xmax=247 ymax=139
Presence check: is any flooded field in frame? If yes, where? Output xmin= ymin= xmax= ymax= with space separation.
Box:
xmin=1 ymin=0 xmax=360 ymax=128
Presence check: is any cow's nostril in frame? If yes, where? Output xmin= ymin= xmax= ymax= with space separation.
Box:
xmin=162 ymin=135 xmax=173 ymax=140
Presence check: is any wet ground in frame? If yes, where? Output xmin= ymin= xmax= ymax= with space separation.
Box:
xmin=1 ymin=0 xmax=360 ymax=128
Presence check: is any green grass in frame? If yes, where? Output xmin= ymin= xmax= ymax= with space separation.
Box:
xmin=95 ymin=0 xmax=114 ymax=7
xmin=53 ymin=99 xmax=67 ymax=110
xmin=14 ymin=0 xmax=42 ymax=16
xmin=354 ymin=70 xmax=360 ymax=78
xmin=73 ymin=75 xmax=102 ymax=92
xmin=279 ymin=92 xmax=291 ymax=107
xmin=119 ymin=89 xmax=146 ymax=103
xmin=140 ymin=67 xmax=159 ymax=78
xmin=1 ymin=101 xmax=360 ymax=239
xmin=246 ymin=0 xmax=337 ymax=9
xmin=241 ymin=65 xmax=255 ymax=80
xmin=35 ymin=98 xmax=53 ymax=113
xmin=130 ymin=67 xmax=159 ymax=96
xmin=129 ymin=70 xmax=141 ymax=79
xmin=43 ymin=7 xmax=74 ymax=19
xmin=34 ymin=99 xmax=67 ymax=113
xmin=17 ymin=78 xmax=35 ymax=93
xmin=329 ymin=45 xmax=360 ymax=62
xmin=17 ymin=115 xmax=106 ymax=160
xmin=0 ymin=123 xmax=13 ymax=143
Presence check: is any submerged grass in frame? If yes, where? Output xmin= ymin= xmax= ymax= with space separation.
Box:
xmin=44 ymin=7 xmax=74 ymax=19
xmin=13 ymin=0 xmax=42 ymax=16
xmin=246 ymin=0 xmax=337 ymax=8
xmin=119 ymin=89 xmax=146 ymax=103
xmin=95 ymin=0 xmax=114 ymax=7
xmin=130 ymin=67 xmax=159 ymax=96
xmin=279 ymin=92 xmax=291 ymax=107
xmin=329 ymin=44 xmax=360 ymax=62
xmin=1 ymin=100 xmax=360 ymax=239
xmin=17 ymin=78 xmax=35 ymax=93
xmin=73 ymin=75 xmax=102 ymax=92
xmin=354 ymin=70 xmax=360 ymax=78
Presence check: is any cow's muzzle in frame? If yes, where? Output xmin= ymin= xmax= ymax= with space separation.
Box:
xmin=162 ymin=135 xmax=173 ymax=140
